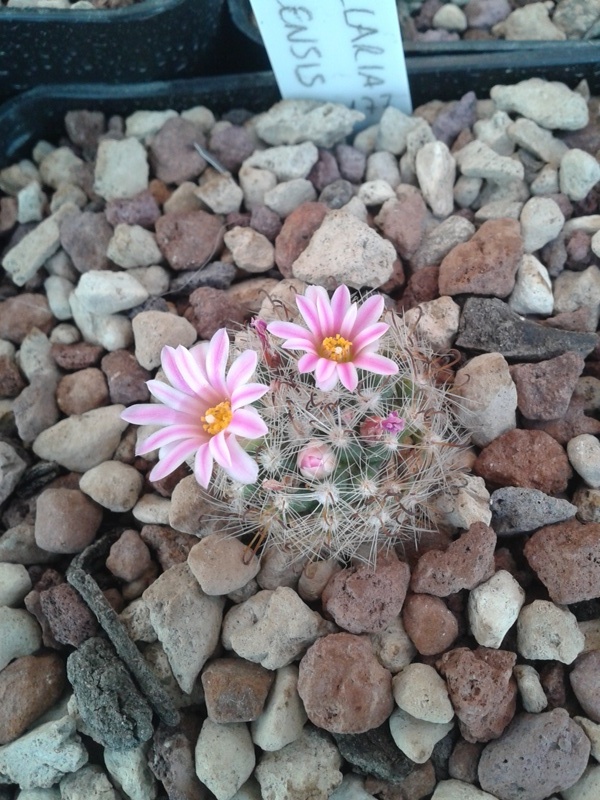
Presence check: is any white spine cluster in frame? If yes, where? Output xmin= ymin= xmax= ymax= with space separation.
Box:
xmin=203 ymin=299 xmax=469 ymax=564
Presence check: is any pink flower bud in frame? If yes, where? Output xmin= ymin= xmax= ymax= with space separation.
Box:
xmin=297 ymin=441 xmax=336 ymax=480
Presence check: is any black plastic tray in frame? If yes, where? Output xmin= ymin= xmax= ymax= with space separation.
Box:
xmin=0 ymin=0 xmax=227 ymax=102
xmin=227 ymin=0 xmax=600 ymax=68
xmin=2 ymin=58 xmax=600 ymax=169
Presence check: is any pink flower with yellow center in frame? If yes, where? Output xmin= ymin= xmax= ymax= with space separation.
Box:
xmin=267 ymin=285 xmax=399 ymax=391
xmin=120 ymin=329 xmax=270 ymax=488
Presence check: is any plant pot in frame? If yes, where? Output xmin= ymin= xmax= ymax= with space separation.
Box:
xmin=226 ymin=0 xmax=600 ymax=81
xmin=0 ymin=0 xmax=227 ymax=103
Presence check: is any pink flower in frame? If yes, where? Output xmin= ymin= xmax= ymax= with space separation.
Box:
xmin=297 ymin=441 xmax=337 ymax=480
xmin=120 ymin=329 xmax=270 ymax=488
xmin=267 ymin=285 xmax=398 ymax=391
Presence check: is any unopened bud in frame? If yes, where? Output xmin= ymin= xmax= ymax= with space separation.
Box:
xmin=297 ymin=441 xmax=336 ymax=480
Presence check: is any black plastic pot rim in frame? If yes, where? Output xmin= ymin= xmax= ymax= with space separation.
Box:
xmin=0 ymin=0 xmax=187 ymax=21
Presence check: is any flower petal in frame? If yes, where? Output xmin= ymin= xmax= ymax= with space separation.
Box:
xmin=230 ymin=381 xmax=270 ymax=410
xmin=351 ymin=294 xmax=385 ymax=335
xmin=352 ymin=322 xmax=389 ymax=354
xmin=354 ymin=351 xmax=399 ymax=375
xmin=314 ymin=358 xmax=338 ymax=390
xmin=140 ymin=424 xmax=205 ymax=453
xmin=161 ymin=346 xmax=194 ymax=394
xmin=147 ymin=380 xmax=204 ymax=416
xmin=337 ymin=361 xmax=358 ymax=391
xmin=190 ymin=342 xmax=210 ymax=380
xmin=280 ymin=338 xmax=317 ymax=352
xmin=315 ymin=290 xmax=334 ymax=335
xmin=339 ymin=301 xmax=358 ymax=339
xmin=226 ymin=349 xmax=257 ymax=393
xmin=121 ymin=404 xmax=188 ymax=427
xmin=148 ymin=438 xmax=200 ymax=481
xmin=194 ymin=443 xmax=214 ymax=489
xmin=267 ymin=320 xmax=314 ymax=342
xmin=330 ymin=285 xmax=352 ymax=330
xmin=194 ymin=442 xmax=214 ymax=489
xmin=228 ymin=407 xmax=268 ymax=438
xmin=206 ymin=329 xmax=230 ymax=395
xmin=221 ymin=435 xmax=259 ymax=484
xmin=209 ymin=430 xmax=233 ymax=469
xmin=295 ymin=294 xmax=322 ymax=336
xmin=175 ymin=345 xmax=218 ymax=401
xmin=297 ymin=352 xmax=320 ymax=373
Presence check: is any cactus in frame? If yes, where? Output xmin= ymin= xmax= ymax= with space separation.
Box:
xmin=203 ymin=289 xmax=469 ymax=563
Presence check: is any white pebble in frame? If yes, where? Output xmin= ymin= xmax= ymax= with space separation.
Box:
xmin=79 ymin=461 xmax=144 ymax=512
xmin=517 ymin=600 xmax=584 ymax=664
xmin=187 ymin=534 xmax=260 ymax=596
xmin=567 ymin=434 xmax=600 ymax=488
xmin=562 ymin=764 xmax=600 ymax=800
xmin=74 ymin=270 xmax=149 ymax=315
xmin=416 ymin=141 xmax=456 ymax=218
xmin=0 ymin=564 xmax=32 ymax=607
xmin=468 ymin=570 xmax=525 ymax=648
xmin=132 ymin=494 xmax=171 ymax=525
xmin=255 ymin=726 xmax=343 ymax=800
xmin=453 ymin=353 xmax=517 ymax=447
xmin=513 ymin=664 xmax=547 ymax=713
xmin=432 ymin=780 xmax=500 ymax=800
xmin=106 ymin=224 xmax=163 ymax=269
xmin=131 ymin=310 xmax=196 ymax=370
xmin=245 ymin=142 xmax=318 ymax=181
xmin=392 ymin=663 xmax=454 ymax=723
xmin=195 ymin=173 xmax=244 ymax=215
xmin=251 ymin=665 xmax=308 ymax=751
xmin=94 ymin=138 xmax=149 ymax=201
xmin=389 ymin=708 xmax=454 ymax=764
xmin=195 ymin=719 xmax=255 ymax=800
xmin=264 ymin=178 xmax=316 ymax=217
xmin=560 ymin=149 xmax=600 ymax=202
xmin=0 ymin=606 xmax=42 ymax=671
xmin=508 ymin=253 xmax=554 ymax=316
xmin=520 ymin=196 xmax=565 ymax=253
xmin=357 ymin=180 xmax=396 ymax=206
xmin=223 ymin=227 xmax=275 ymax=274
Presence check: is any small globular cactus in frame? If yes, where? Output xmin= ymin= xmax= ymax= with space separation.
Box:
xmin=122 ymin=283 xmax=469 ymax=564
xmin=206 ymin=286 xmax=469 ymax=563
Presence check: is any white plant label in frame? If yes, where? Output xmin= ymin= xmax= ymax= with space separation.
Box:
xmin=248 ymin=0 xmax=412 ymax=123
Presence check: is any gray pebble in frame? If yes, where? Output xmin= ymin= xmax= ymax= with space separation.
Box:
xmin=491 ymin=487 xmax=577 ymax=535
xmin=0 ymin=716 xmax=87 ymax=789
xmin=66 ymin=637 xmax=154 ymax=751
xmin=456 ymin=297 xmax=598 ymax=360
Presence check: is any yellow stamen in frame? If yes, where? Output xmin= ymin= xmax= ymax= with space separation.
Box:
xmin=201 ymin=400 xmax=233 ymax=435
xmin=320 ymin=334 xmax=352 ymax=363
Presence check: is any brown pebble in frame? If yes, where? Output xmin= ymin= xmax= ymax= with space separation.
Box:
xmin=59 ymin=210 xmax=113 ymax=273
xmin=569 ymin=650 xmax=600 ymax=722
xmin=34 ymin=488 xmax=102 ymax=554
xmin=184 ymin=286 xmax=246 ymax=339
xmin=101 ymin=349 xmax=151 ymax=405
xmin=509 ymin=351 xmax=585 ymax=421
xmin=437 ymin=647 xmax=517 ymax=743
xmin=56 ymin=367 xmax=109 ymax=415
xmin=0 ymin=355 xmax=26 ymax=398
xmin=0 ymin=295 xmax=54 ymax=344
xmin=322 ymin=553 xmax=410 ymax=634
xmin=523 ymin=394 xmax=600 ymax=445
xmin=439 ymin=218 xmax=523 ymax=297
xmin=51 ymin=342 xmax=105 ymax=371
xmin=201 ymin=658 xmax=275 ymax=723
xmin=448 ymin=738 xmax=484 ymax=784
xmin=105 ymin=189 xmax=161 ymax=229
xmin=397 ymin=265 xmax=440 ymax=311
xmin=410 ymin=522 xmax=496 ymax=596
xmin=106 ymin=529 xmax=153 ymax=582
xmin=0 ymin=653 xmax=66 ymax=744
xmin=274 ymin=201 xmax=328 ymax=278
xmin=148 ymin=117 xmax=207 ymax=185
xmin=524 ymin=518 xmax=600 ymax=604
xmin=155 ymin=210 xmax=224 ymax=271
xmin=473 ymin=429 xmax=572 ymax=493
xmin=374 ymin=189 xmax=429 ymax=260
xmin=140 ymin=524 xmax=198 ymax=570
xmin=39 ymin=583 xmax=98 ymax=646
xmin=402 ymin=593 xmax=459 ymax=655
xmin=298 ymin=632 xmax=393 ymax=734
